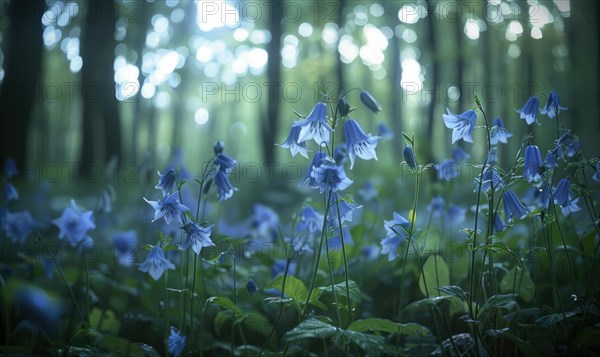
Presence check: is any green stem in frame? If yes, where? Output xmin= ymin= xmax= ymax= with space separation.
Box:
xmin=333 ymin=194 xmax=353 ymax=323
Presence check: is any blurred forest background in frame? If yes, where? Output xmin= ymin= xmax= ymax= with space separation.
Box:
xmin=1 ymin=0 xmax=598 ymax=180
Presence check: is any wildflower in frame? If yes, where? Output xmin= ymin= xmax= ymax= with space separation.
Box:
xmin=403 ymin=145 xmax=417 ymax=169
xmin=436 ymin=160 xmax=460 ymax=181
xmin=377 ymin=122 xmax=394 ymax=140
xmin=493 ymin=213 xmax=506 ymax=233
xmin=545 ymin=147 xmax=559 ymax=169
xmin=15 ymin=286 xmax=60 ymax=332
xmin=214 ymin=170 xmax=236 ymax=201
xmin=144 ymin=192 xmax=190 ymax=225
xmin=427 ymin=196 xmax=445 ymax=218
xmin=552 ymin=178 xmax=572 ymax=206
xmin=213 ymin=141 xmax=225 ymax=154
xmin=293 ymin=102 xmax=332 ymax=145
xmin=271 ymin=259 xmax=297 ymax=277
xmin=453 ymin=146 xmax=471 ymax=163
xmin=139 ymin=245 xmax=176 ymax=280
xmin=296 ymin=205 xmax=323 ymax=235
xmin=168 ymin=327 xmax=186 ymax=357
xmin=52 ymin=200 xmax=95 ymax=247
xmin=540 ymin=89 xmax=567 ymax=119
xmin=310 ymin=156 xmax=353 ymax=193
xmin=563 ymin=139 xmax=580 ymax=158
xmin=328 ymin=222 xmax=353 ymax=250
xmin=487 ymin=147 xmax=498 ymax=166
xmin=287 ymin=234 xmax=314 ymax=256
xmin=155 ymin=169 xmax=176 ymax=196
xmin=478 ymin=168 xmax=504 ymax=193
xmin=361 ymin=245 xmax=380 ymax=260
xmin=330 ymin=199 xmax=362 ymax=224
xmin=560 ymin=197 xmax=581 ymax=216
xmin=112 ymin=231 xmax=138 ymax=266
xmin=344 ymin=119 xmax=380 ymax=169
xmin=515 ymin=96 xmax=540 ymax=125
xmin=446 ymin=204 xmax=467 ymax=229
xmin=337 ymin=96 xmax=350 ymax=116
xmin=246 ymin=279 xmax=258 ymax=295
xmin=593 ymin=162 xmax=600 ymax=183
xmin=523 ymin=186 xmax=550 ymax=210
xmin=300 ymin=152 xmax=326 ymax=187
xmin=4 ymin=210 xmax=42 ymax=246
xmin=359 ymin=90 xmax=381 ymax=113
xmin=279 ymin=126 xmax=308 ymax=158
xmin=381 ymin=212 xmax=410 ymax=261
xmin=489 ymin=117 xmax=513 ymax=145
xmin=214 ymin=153 xmax=237 ymax=173
xmin=179 ymin=222 xmax=215 ymax=255
xmin=523 ymin=145 xmax=543 ymax=183
xmin=249 ymin=203 xmax=279 ymax=238
xmin=503 ymin=191 xmax=529 ymax=221
xmin=442 ymin=108 xmax=477 ymax=144
xmin=5 ymin=183 xmax=18 ymax=201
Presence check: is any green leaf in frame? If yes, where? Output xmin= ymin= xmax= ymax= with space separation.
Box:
xmin=419 ymin=255 xmax=449 ymax=297
xmin=338 ymin=330 xmax=385 ymax=351
xmin=241 ymin=312 xmax=272 ymax=337
xmin=284 ymin=318 xmax=337 ymax=341
xmin=500 ymin=266 xmax=535 ymax=302
xmin=314 ymin=280 xmax=363 ymax=304
xmin=265 ymin=275 xmax=308 ymax=302
xmin=479 ymin=294 xmax=517 ymax=318
xmin=475 ymin=242 xmax=523 ymax=269
xmin=437 ymin=285 xmax=469 ymax=302
xmin=404 ymin=296 xmax=455 ymax=312
xmin=206 ymin=296 xmax=243 ymax=316
xmin=401 ymin=132 xmax=414 ymax=145
xmin=348 ymin=318 xmax=431 ymax=338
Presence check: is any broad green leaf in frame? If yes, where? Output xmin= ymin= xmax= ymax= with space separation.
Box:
xmin=348 ymin=318 xmax=431 ymax=337
xmin=314 ymin=280 xmax=362 ymax=303
xmin=419 ymin=255 xmax=449 ymax=297
xmin=404 ymin=296 xmax=455 ymax=312
xmin=89 ymin=308 xmax=119 ymax=335
xmin=500 ymin=266 xmax=535 ymax=302
xmin=284 ymin=318 xmax=337 ymax=341
xmin=206 ymin=296 xmax=243 ymax=316
xmin=265 ymin=274 xmax=308 ymax=302
xmin=338 ymin=330 xmax=385 ymax=351
xmin=475 ymin=242 xmax=523 ymax=269
xmin=241 ymin=312 xmax=272 ymax=337
xmin=479 ymin=294 xmax=517 ymax=318
xmin=437 ymin=285 xmax=469 ymax=302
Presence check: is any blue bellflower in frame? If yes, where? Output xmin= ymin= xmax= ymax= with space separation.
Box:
xmin=344 ymin=119 xmax=380 ymax=169
xmin=593 ymin=162 xmax=600 ymax=183
xmin=168 ymin=327 xmax=186 ymax=357
xmin=540 ymin=89 xmax=567 ymax=119
xmin=139 ymin=245 xmax=176 ymax=281
xmin=179 ymin=222 xmax=215 ymax=255
xmin=490 ymin=117 xmax=513 ymax=145
xmin=453 ymin=146 xmax=471 ymax=163
xmin=214 ymin=153 xmax=237 ymax=173
xmin=442 ymin=108 xmax=477 ymax=144
xmin=328 ymin=221 xmax=353 ymax=250
xmin=249 ymin=203 xmax=279 ymax=238
xmin=4 ymin=210 xmax=42 ymax=246
xmin=381 ymin=212 xmax=410 ymax=261
xmin=144 ymin=192 xmax=190 ymax=225
xmin=545 ymin=147 xmax=559 ymax=169
xmin=552 ymin=178 xmax=572 ymax=206
xmin=280 ymin=126 xmax=308 ymax=158
xmin=477 ymin=168 xmax=504 ymax=193
xmin=503 ymin=191 xmax=529 ymax=221
xmin=493 ymin=213 xmax=506 ymax=233
xmin=293 ymin=102 xmax=332 ymax=145
xmin=487 ymin=147 xmax=498 ymax=166
xmin=52 ymin=200 xmax=95 ymax=248
xmin=301 ymin=152 xmax=326 ymax=187
xmin=310 ymin=156 xmax=353 ymax=193
xmin=560 ymin=198 xmax=581 ymax=216
xmin=377 ymin=122 xmax=394 ymax=140
xmin=359 ymin=90 xmax=381 ymax=113
xmin=5 ymin=183 xmax=18 ymax=201
xmin=214 ymin=170 xmax=236 ymax=201
xmin=246 ymin=279 xmax=258 ymax=295
xmin=112 ymin=231 xmax=138 ymax=266
xmin=330 ymin=199 xmax=362 ymax=224
xmin=436 ymin=160 xmax=460 ymax=181
xmin=15 ymin=286 xmax=61 ymax=332
xmin=516 ymin=96 xmax=540 ymax=125
xmin=403 ymin=145 xmax=417 ymax=169
xmin=155 ymin=169 xmax=176 ymax=196
xmin=296 ymin=205 xmax=324 ymax=235
xmin=333 ymin=143 xmax=348 ymax=165
xmin=523 ymin=145 xmax=544 ymax=183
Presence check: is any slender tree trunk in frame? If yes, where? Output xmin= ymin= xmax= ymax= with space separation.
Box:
xmin=336 ymin=0 xmax=346 ymax=93
xmin=425 ymin=0 xmax=438 ymax=163
xmin=0 ymin=0 xmax=45 ymax=175
xmin=385 ymin=1 xmax=403 ymax=159
xmin=131 ymin=3 xmax=150 ymax=165
xmin=80 ymin=0 xmax=121 ymax=172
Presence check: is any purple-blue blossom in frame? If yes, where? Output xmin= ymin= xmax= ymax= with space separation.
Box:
xmin=143 ymin=192 xmax=190 ymax=225
xmin=344 ymin=119 xmax=380 ymax=169
xmin=52 ymin=200 xmax=95 ymax=248
xmin=139 ymin=245 xmax=176 ymax=281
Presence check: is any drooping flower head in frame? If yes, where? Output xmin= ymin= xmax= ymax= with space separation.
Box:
xmin=540 ymin=89 xmax=567 ymax=119
xmin=381 ymin=212 xmax=410 ymax=261
xmin=155 ymin=169 xmax=176 ymax=196
xmin=344 ymin=119 xmax=380 ymax=169
xmin=516 ymin=96 xmax=540 ymax=125
xmin=52 ymin=200 xmax=95 ymax=248
xmin=293 ymin=102 xmax=332 ymax=145
xmin=296 ymin=205 xmax=324 ymax=235
xmin=545 ymin=147 xmax=560 ymax=169
xmin=477 ymin=168 xmax=504 ymax=193
xmin=503 ymin=191 xmax=529 ymax=221
xmin=490 ymin=117 xmax=513 ymax=145
xmin=179 ymin=222 xmax=215 ymax=255
xmin=337 ymin=96 xmax=350 ymax=116
xmin=139 ymin=245 xmax=176 ymax=280
xmin=560 ymin=198 xmax=581 ymax=216
xmin=301 ymin=152 xmax=326 ymax=187
xmin=168 ymin=327 xmax=186 ymax=357
xmin=279 ymin=126 xmax=308 ymax=158
xmin=214 ymin=153 xmax=237 ymax=173
xmin=552 ymin=178 xmax=572 ymax=207
xmin=144 ymin=192 xmax=190 ymax=225
xmin=523 ymin=145 xmax=544 ymax=183
xmin=112 ymin=231 xmax=138 ymax=266
xmin=5 ymin=183 xmax=18 ymax=201
xmin=442 ymin=108 xmax=477 ymax=144
xmin=4 ymin=210 xmax=43 ymax=246
xmin=328 ymin=220 xmax=353 ymax=250
xmin=213 ymin=141 xmax=225 ymax=154
xmin=493 ymin=213 xmax=506 ymax=233
xmin=452 ymin=146 xmax=471 ymax=163
xmin=214 ymin=170 xmax=236 ymax=201
xmin=249 ymin=203 xmax=279 ymax=239
xmin=310 ymin=156 xmax=353 ymax=193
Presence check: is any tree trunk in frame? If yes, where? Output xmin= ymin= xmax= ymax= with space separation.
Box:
xmin=385 ymin=1 xmax=403 ymax=159
xmin=425 ymin=0 xmax=438 ymax=163
xmin=80 ymin=0 xmax=121 ymax=173
xmin=0 ymin=0 xmax=45 ymax=175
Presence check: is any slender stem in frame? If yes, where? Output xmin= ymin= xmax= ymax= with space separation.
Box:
xmin=260 ymin=258 xmax=291 ymax=356
xmin=333 ymin=194 xmax=353 ymax=323
xmin=323 ymin=214 xmax=343 ymax=327
xmin=164 ymin=270 xmax=170 ymax=355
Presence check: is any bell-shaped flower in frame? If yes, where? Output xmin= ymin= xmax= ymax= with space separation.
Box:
xmin=293 ymin=102 xmax=332 ymax=145
xmin=52 ymin=200 xmax=95 ymax=247
xmin=516 ymin=96 xmax=540 ymax=125
xmin=523 ymin=145 xmax=543 ymax=183
xmin=300 ymin=152 xmax=326 ymax=187
xmin=359 ymin=90 xmax=381 ymax=113
xmin=168 ymin=327 xmax=186 ymax=357
xmin=179 ymin=222 xmax=215 ymax=255
xmin=552 ymin=178 xmax=572 ymax=207
xmin=144 ymin=192 xmax=190 ymax=225
xmin=310 ymin=156 xmax=353 ymax=193
xmin=403 ymin=145 xmax=417 ymax=169
xmin=503 ymin=191 xmax=529 ymax=221
xmin=139 ymin=245 xmax=176 ymax=281
xmin=344 ymin=119 xmax=380 ymax=169
xmin=380 ymin=212 xmax=410 ymax=261
xmin=540 ymin=89 xmax=567 ymax=119
xmin=214 ymin=170 xmax=236 ymax=201
xmin=489 ymin=117 xmax=513 ymax=145
xmin=279 ymin=126 xmax=308 ymax=158
xmin=155 ymin=169 xmax=176 ymax=196
xmin=443 ymin=108 xmax=477 ymax=144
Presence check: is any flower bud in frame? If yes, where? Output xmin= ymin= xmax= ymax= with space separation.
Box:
xmin=213 ymin=141 xmax=225 ymax=155
xmin=359 ymin=90 xmax=381 ymax=114
xmin=403 ymin=145 xmax=416 ymax=169
xmin=337 ymin=96 xmax=350 ymax=116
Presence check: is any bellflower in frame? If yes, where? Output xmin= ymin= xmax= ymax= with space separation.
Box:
xmin=381 ymin=212 xmax=410 ymax=261
xmin=279 ymin=126 xmax=308 ymax=158
xmin=271 ymin=259 xmax=297 ymax=277
xmin=213 ymin=141 xmax=225 ymax=154
xmin=523 ymin=186 xmax=551 ymax=210
xmin=359 ymin=90 xmax=381 ymax=113
xmin=168 ymin=327 xmax=186 ymax=357
xmin=296 ymin=205 xmax=323 ymax=235
xmin=453 ymin=146 xmax=471 ymax=163
xmin=214 ymin=170 xmax=236 ymax=201
xmin=333 ymin=143 xmax=348 ymax=165
xmin=561 ymin=198 xmax=581 ymax=216
xmin=403 ymin=145 xmax=417 ymax=169
xmin=344 ymin=119 xmax=381 ymax=169
xmin=5 ymin=183 xmax=18 ymax=201
xmin=144 ymin=192 xmax=190 ymax=225
xmin=442 ymin=108 xmax=477 ymax=144
xmin=293 ymin=102 xmax=332 ymax=145
xmin=493 ymin=213 xmax=506 ymax=233
xmin=112 ymin=231 xmax=138 ymax=266
xmin=436 ymin=160 xmax=460 ymax=181
xmin=330 ymin=199 xmax=362 ymax=224
xmin=377 ymin=122 xmax=394 ymax=140
xmin=477 ymin=168 xmax=504 ymax=193
xmin=328 ymin=221 xmax=353 ymax=250
xmin=515 ymin=96 xmax=540 ymax=125
xmin=246 ymin=279 xmax=258 ymax=295
xmin=540 ymin=89 xmax=567 ymax=119
xmin=301 ymin=152 xmax=326 ymax=187
xmin=487 ymin=147 xmax=498 ymax=166
xmin=214 ymin=153 xmax=237 ymax=173
xmin=52 ymin=200 xmax=95 ymax=247
xmin=552 ymin=178 xmax=572 ymax=207
xmin=503 ymin=191 xmax=529 ymax=221
xmin=139 ymin=245 xmax=176 ymax=281
xmin=545 ymin=147 xmax=559 ymax=169
xmin=523 ymin=145 xmax=543 ymax=183
xmin=593 ymin=162 xmax=600 ymax=183
xmin=427 ymin=196 xmax=445 ymax=218
xmin=310 ymin=156 xmax=353 ymax=193
xmin=337 ymin=96 xmax=350 ymax=116
xmin=4 ymin=210 xmax=42 ymax=246
xmin=249 ymin=203 xmax=279 ymax=239
xmin=490 ymin=117 xmax=513 ymax=145
xmin=179 ymin=222 xmax=215 ymax=255
xmin=155 ymin=169 xmax=176 ymax=196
